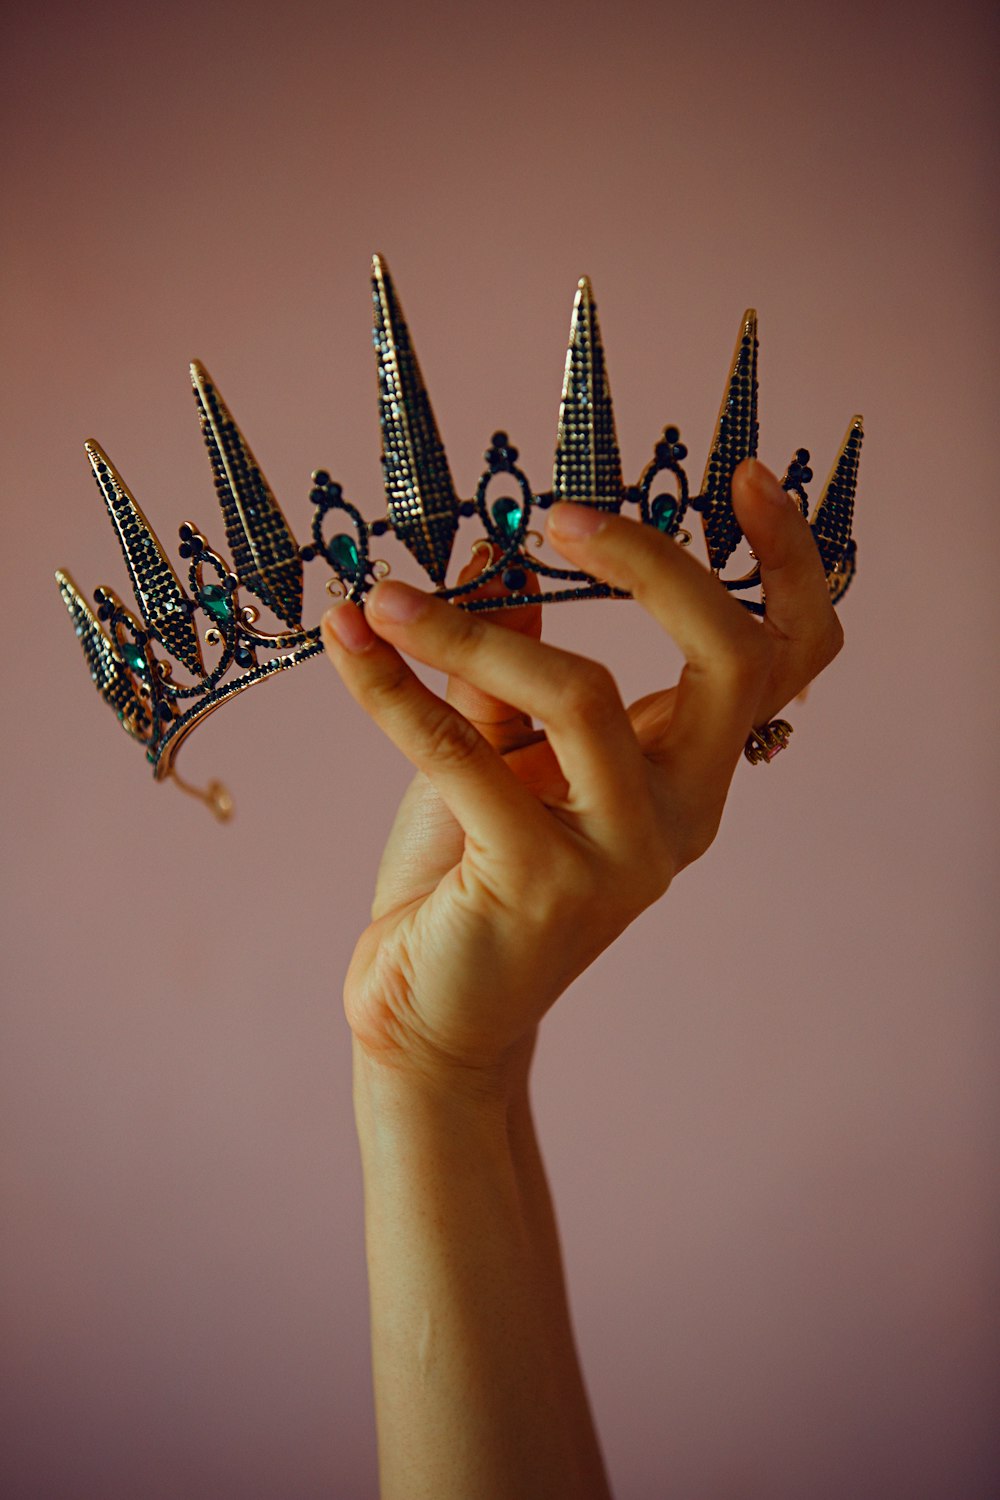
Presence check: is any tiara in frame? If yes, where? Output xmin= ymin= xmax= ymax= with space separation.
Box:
xmin=56 ymin=254 xmax=863 ymax=818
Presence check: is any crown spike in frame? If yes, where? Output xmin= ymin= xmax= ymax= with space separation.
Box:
xmin=190 ymin=361 xmax=303 ymax=629
xmin=55 ymin=569 xmax=152 ymax=740
xmin=371 ymin=254 xmax=459 ymax=585
xmin=553 ymin=277 xmax=624 ymax=508
xmin=84 ymin=442 xmax=205 ymax=676
xmin=811 ymin=415 xmax=863 ymax=593
xmin=698 ymin=311 xmax=759 ymax=571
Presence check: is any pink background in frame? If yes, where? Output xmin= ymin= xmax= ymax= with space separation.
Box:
xmin=2 ymin=1 xmax=997 ymax=1495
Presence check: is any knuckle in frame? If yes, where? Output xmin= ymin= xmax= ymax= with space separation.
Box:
xmin=419 ymin=705 xmax=485 ymax=770
xmin=801 ymin=611 xmax=844 ymax=678
xmin=823 ymin=611 xmax=845 ymax=663
xmin=534 ymin=842 xmax=600 ymax=915
xmin=557 ymin=658 xmax=619 ymax=721
xmin=642 ymin=841 xmax=676 ymax=901
xmin=445 ymin=602 xmax=484 ymax=659
xmin=716 ymin=625 xmax=773 ymax=692
xmin=361 ymin=655 xmax=412 ymax=711
xmin=677 ymin=808 xmax=724 ymax=872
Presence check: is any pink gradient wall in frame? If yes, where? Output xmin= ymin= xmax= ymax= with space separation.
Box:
xmin=2 ymin=1 xmax=997 ymax=1495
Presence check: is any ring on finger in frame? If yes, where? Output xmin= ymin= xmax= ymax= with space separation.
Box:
xmin=744 ymin=718 xmax=794 ymax=765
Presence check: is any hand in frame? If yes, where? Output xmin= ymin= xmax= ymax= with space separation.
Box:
xmin=321 ymin=458 xmax=842 ymax=1085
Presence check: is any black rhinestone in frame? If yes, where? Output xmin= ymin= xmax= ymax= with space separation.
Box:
xmin=312 ymin=469 xmax=331 ymax=487
xmin=371 ymin=519 xmax=389 ymax=535
xmin=179 ymin=523 xmax=193 ymax=542
xmin=801 ymin=467 xmax=813 ymax=482
xmin=492 ymin=430 xmax=509 ymax=447
xmin=673 ymin=443 xmax=687 ymax=460
xmin=300 ymin=545 xmax=315 ymax=562
xmin=664 ymin=425 xmax=680 ymax=444
xmin=458 ymin=502 xmax=475 ymax=519
xmin=796 ymin=448 xmax=810 ymax=464
xmin=502 ymin=567 xmax=526 ymax=591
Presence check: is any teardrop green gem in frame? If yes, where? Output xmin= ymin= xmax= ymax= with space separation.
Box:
xmin=201 ymin=584 xmax=233 ymax=623
xmin=331 ymin=533 xmax=360 ymax=572
xmin=121 ymin=642 xmax=147 ymax=674
xmin=651 ymin=495 xmax=678 ymax=533
xmin=492 ymin=497 xmax=522 ymax=538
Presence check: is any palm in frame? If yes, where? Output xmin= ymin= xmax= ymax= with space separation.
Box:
xmin=344 ymin=734 xmax=558 ymax=1060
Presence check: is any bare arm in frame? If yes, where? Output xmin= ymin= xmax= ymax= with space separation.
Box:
xmin=354 ymin=1038 xmax=610 ymax=1500
xmin=323 ymin=459 xmax=842 ymax=1497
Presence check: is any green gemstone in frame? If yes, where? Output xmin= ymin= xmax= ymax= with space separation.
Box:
xmin=331 ymin=533 xmax=360 ymax=572
xmin=492 ymin=496 xmax=522 ymax=537
xmin=121 ymin=642 xmax=147 ymax=674
xmin=201 ymin=584 xmax=233 ymax=623
xmin=651 ymin=495 xmax=678 ymax=532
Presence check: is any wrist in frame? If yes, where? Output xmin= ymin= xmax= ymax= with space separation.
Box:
xmin=350 ymin=1027 xmax=536 ymax=1121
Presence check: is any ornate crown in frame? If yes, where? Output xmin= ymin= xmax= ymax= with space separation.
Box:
xmin=56 ymin=254 xmax=863 ymax=818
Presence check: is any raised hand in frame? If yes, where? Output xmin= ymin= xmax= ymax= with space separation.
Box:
xmin=322 ymin=457 xmax=842 ymax=1085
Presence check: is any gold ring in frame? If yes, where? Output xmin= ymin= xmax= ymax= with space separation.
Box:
xmin=744 ymin=718 xmax=793 ymax=765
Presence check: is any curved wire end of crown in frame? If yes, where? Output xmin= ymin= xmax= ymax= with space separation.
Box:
xmin=167 ymin=768 xmax=235 ymax=823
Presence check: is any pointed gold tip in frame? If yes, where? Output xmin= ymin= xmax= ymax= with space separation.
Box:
xmin=577 ymin=275 xmax=593 ymax=295
xmin=742 ymin=308 xmax=758 ymax=330
xmin=190 ymin=359 xmax=209 ymax=382
xmin=85 ymin=440 xmax=111 ymax=468
xmin=372 ymin=251 xmax=388 ymax=275
xmin=851 ymin=413 xmax=864 ymax=429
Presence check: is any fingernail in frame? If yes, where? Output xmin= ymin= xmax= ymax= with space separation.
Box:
xmin=322 ymin=600 xmax=375 ymax=654
xmin=367 ymin=579 xmax=428 ymax=624
xmin=746 ymin=457 xmax=790 ymax=506
xmin=548 ymin=503 xmax=607 ymax=540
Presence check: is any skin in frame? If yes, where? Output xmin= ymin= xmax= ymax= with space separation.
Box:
xmin=321 ymin=457 xmax=843 ymax=1499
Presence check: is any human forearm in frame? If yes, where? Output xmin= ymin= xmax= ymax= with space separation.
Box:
xmin=353 ymin=1038 xmax=612 ymax=1500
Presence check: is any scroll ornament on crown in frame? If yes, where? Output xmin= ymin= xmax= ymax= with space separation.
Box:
xmin=56 ymin=254 xmax=863 ymax=819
